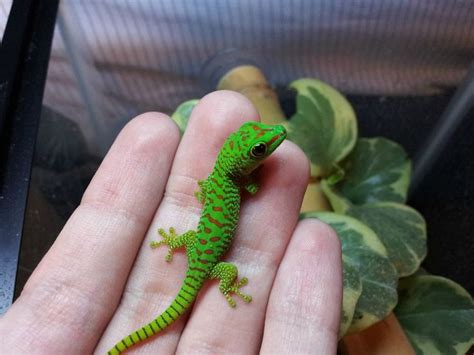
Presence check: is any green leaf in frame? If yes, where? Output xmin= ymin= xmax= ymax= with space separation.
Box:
xmin=287 ymin=79 xmax=357 ymax=177
xmin=337 ymin=138 xmax=411 ymax=204
xmin=340 ymin=259 xmax=363 ymax=337
xmin=346 ymin=202 xmax=427 ymax=277
xmin=395 ymin=275 xmax=474 ymax=355
xmin=322 ymin=178 xmax=427 ymax=278
xmin=301 ymin=212 xmax=398 ymax=334
xmin=320 ymin=179 xmax=352 ymax=214
xmin=171 ymin=99 xmax=199 ymax=135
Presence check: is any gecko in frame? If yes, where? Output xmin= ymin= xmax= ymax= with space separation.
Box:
xmin=107 ymin=121 xmax=287 ymax=354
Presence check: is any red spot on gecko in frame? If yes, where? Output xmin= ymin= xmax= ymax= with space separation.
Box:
xmin=208 ymin=215 xmax=224 ymax=227
xmin=199 ymin=239 xmax=207 ymax=245
xmin=210 ymin=236 xmax=221 ymax=242
xmin=204 ymin=227 xmax=212 ymax=233
xmin=268 ymin=134 xmax=281 ymax=145
xmin=210 ymin=178 xmax=223 ymax=188
xmin=212 ymin=206 xmax=223 ymax=212
xmin=190 ymin=266 xmax=206 ymax=273
xmin=204 ymin=249 xmax=214 ymax=255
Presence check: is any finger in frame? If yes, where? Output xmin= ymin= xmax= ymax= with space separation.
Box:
xmin=260 ymin=219 xmax=342 ymax=354
xmin=0 ymin=113 xmax=180 ymax=354
xmin=98 ymin=90 xmax=259 ymax=353
xmin=176 ymin=141 xmax=310 ymax=354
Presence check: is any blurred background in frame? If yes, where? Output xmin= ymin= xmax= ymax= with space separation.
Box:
xmin=0 ymin=0 xmax=473 ymax=311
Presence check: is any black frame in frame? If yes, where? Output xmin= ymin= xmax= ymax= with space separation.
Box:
xmin=0 ymin=0 xmax=59 ymax=314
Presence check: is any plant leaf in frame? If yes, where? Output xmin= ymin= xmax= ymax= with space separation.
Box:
xmin=301 ymin=212 xmax=398 ymax=334
xmin=171 ymin=99 xmax=199 ymax=135
xmin=340 ymin=258 xmax=363 ymax=337
xmin=395 ymin=275 xmax=474 ymax=355
xmin=287 ymin=79 xmax=357 ymax=177
xmin=337 ymin=138 xmax=411 ymax=204
xmin=321 ymin=178 xmax=427 ymax=278
xmin=347 ymin=202 xmax=427 ymax=277
xmin=320 ymin=179 xmax=352 ymax=214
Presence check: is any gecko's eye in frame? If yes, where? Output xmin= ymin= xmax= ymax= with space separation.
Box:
xmin=250 ymin=142 xmax=267 ymax=158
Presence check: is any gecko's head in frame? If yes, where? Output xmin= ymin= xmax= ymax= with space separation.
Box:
xmin=222 ymin=121 xmax=287 ymax=176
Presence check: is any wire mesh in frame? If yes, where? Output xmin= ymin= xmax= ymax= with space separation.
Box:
xmin=12 ymin=0 xmax=472 ymax=151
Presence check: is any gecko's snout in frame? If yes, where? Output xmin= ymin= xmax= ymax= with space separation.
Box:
xmin=268 ymin=124 xmax=287 ymax=151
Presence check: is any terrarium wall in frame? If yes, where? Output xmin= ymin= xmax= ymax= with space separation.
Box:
xmin=1 ymin=0 xmax=472 ymax=150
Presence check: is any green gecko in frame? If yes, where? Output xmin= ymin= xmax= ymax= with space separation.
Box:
xmin=107 ymin=121 xmax=287 ymax=354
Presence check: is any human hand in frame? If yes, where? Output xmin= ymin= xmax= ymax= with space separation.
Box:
xmin=0 ymin=91 xmax=342 ymax=354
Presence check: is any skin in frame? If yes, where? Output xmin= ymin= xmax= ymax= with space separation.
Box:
xmin=0 ymin=91 xmax=342 ymax=354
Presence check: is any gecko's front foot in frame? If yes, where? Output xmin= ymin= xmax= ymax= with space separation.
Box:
xmin=150 ymin=227 xmax=178 ymax=262
xmin=150 ymin=228 xmax=197 ymax=262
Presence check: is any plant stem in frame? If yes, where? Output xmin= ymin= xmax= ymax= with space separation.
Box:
xmin=217 ymin=65 xmax=286 ymax=125
xmin=301 ymin=177 xmax=331 ymax=212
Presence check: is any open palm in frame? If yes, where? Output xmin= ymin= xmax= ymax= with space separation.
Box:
xmin=0 ymin=91 xmax=342 ymax=354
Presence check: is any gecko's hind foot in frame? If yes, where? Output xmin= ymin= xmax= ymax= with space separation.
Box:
xmin=210 ymin=262 xmax=252 ymax=308
xmin=237 ymin=277 xmax=248 ymax=287
xmin=224 ymin=277 xmax=252 ymax=307
xmin=232 ymin=277 xmax=252 ymax=303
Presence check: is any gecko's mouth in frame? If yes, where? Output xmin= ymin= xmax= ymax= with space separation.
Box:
xmin=268 ymin=124 xmax=287 ymax=151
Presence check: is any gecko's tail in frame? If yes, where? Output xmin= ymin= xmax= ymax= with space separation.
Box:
xmin=107 ymin=272 xmax=204 ymax=354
